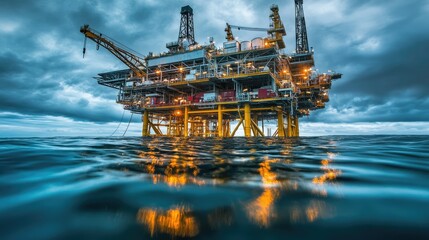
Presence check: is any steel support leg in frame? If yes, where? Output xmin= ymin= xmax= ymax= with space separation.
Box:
xmin=218 ymin=105 xmax=223 ymax=137
xmin=184 ymin=106 xmax=189 ymax=137
xmin=294 ymin=115 xmax=299 ymax=137
xmin=244 ymin=103 xmax=251 ymax=137
xmin=277 ymin=109 xmax=285 ymax=137
xmin=142 ymin=110 xmax=149 ymax=136
xmin=287 ymin=113 xmax=293 ymax=137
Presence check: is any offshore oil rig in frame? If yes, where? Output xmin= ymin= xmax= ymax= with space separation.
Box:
xmin=80 ymin=0 xmax=341 ymax=137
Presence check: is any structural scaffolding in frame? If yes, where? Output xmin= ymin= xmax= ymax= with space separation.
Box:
xmin=80 ymin=3 xmax=341 ymax=137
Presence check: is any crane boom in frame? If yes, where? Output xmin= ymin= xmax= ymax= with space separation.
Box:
xmin=228 ymin=24 xmax=269 ymax=32
xmin=80 ymin=25 xmax=146 ymax=78
xmin=224 ymin=5 xmax=285 ymax=49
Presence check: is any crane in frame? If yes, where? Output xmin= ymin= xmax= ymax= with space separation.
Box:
xmin=225 ymin=23 xmax=272 ymax=41
xmin=228 ymin=24 xmax=270 ymax=32
xmin=80 ymin=25 xmax=146 ymax=78
xmin=224 ymin=5 xmax=286 ymax=49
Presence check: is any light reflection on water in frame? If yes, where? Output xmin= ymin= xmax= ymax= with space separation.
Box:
xmin=1 ymin=136 xmax=429 ymax=240
xmin=134 ymin=140 xmax=341 ymax=235
xmin=137 ymin=206 xmax=199 ymax=237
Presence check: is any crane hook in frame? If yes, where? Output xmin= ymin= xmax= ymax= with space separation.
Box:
xmin=83 ymin=36 xmax=87 ymax=58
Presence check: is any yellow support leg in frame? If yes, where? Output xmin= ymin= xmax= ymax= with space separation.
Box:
xmin=294 ymin=115 xmax=299 ymax=137
xmin=277 ymin=109 xmax=285 ymax=137
xmin=184 ymin=106 xmax=189 ymax=137
xmin=218 ymin=105 xmax=223 ymax=137
xmin=231 ymin=119 xmax=243 ymax=137
xmin=142 ymin=110 xmax=149 ymax=136
xmin=223 ymin=120 xmax=231 ymax=137
xmin=244 ymin=103 xmax=251 ymax=137
xmin=251 ymin=119 xmax=264 ymax=136
xmin=287 ymin=113 xmax=293 ymax=137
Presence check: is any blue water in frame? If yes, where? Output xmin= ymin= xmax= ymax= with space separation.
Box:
xmin=0 ymin=136 xmax=428 ymax=240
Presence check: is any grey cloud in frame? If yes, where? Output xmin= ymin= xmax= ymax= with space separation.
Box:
xmin=0 ymin=0 xmax=428 ymax=128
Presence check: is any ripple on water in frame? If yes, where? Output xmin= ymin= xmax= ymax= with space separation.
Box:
xmin=0 ymin=136 xmax=429 ymax=240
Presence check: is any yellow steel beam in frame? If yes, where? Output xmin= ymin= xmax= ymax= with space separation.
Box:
xmin=287 ymin=113 xmax=293 ymax=137
xmin=217 ymin=105 xmax=223 ymax=137
xmin=167 ymin=115 xmax=172 ymax=136
xmin=244 ymin=103 xmax=251 ymax=137
xmin=142 ymin=110 xmax=149 ymax=136
xmin=188 ymin=107 xmax=274 ymax=115
xmin=184 ymin=106 xmax=189 ymax=137
xmin=250 ymin=123 xmax=256 ymax=136
xmin=224 ymin=120 xmax=231 ymax=137
xmin=251 ymin=119 xmax=264 ymax=136
xmin=277 ymin=109 xmax=285 ymax=137
xmin=294 ymin=115 xmax=300 ymax=137
xmin=148 ymin=121 xmax=163 ymax=136
xmin=231 ymin=119 xmax=243 ymax=137
xmin=272 ymin=128 xmax=279 ymax=137
xmin=218 ymin=71 xmax=270 ymax=80
xmin=169 ymin=78 xmax=210 ymax=86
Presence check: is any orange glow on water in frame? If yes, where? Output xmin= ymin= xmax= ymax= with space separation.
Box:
xmin=312 ymin=169 xmax=341 ymax=185
xmin=246 ymin=188 xmax=279 ymax=227
xmin=259 ymin=160 xmax=279 ymax=185
xmin=246 ymin=158 xmax=280 ymax=227
xmin=137 ymin=206 xmax=199 ymax=237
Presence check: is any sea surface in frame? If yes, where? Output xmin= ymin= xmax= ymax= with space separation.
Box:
xmin=0 ymin=136 xmax=428 ymax=240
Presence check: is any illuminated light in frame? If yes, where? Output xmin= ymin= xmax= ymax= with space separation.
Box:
xmin=136 ymin=206 xmax=199 ymax=237
xmin=174 ymin=110 xmax=182 ymax=116
xmin=179 ymin=67 xmax=184 ymax=72
xmin=156 ymin=70 xmax=161 ymax=74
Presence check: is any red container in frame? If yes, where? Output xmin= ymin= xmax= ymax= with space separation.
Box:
xmin=268 ymin=90 xmax=277 ymax=98
xmin=258 ymin=89 xmax=268 ymax=99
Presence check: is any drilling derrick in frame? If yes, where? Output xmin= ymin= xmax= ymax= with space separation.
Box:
xmin=81 ymin=4 xmax=341 ymax=138
xmin=167 ymin=5 xmax=197 ymax=52
xmin=295 ymin=0 xmax=309 ymax=54
xmin=178 ymin=5 xmax=196 ymax=46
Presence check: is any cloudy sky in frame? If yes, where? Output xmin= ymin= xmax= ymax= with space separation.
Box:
xmin=1 ymin=0 xmax=428 ymax=137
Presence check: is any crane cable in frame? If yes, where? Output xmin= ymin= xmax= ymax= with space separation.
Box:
xmin=122 ymin=112 xmax=134 ymax=137
xmin=110 ymin=109 xmax=125 ymax=137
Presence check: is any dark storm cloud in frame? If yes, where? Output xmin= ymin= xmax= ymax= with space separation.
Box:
xmin=299 ymin=0 xmax=429 ymax=123
xmin=0 ymin=0 xmax=428 ymax=128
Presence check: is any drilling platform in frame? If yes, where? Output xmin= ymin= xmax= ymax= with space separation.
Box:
xmin=80 ymin=1 xmax=341 ymax=137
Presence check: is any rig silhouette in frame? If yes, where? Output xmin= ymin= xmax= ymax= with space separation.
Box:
xmin=81 ymin=0 xmax=341 ymax=137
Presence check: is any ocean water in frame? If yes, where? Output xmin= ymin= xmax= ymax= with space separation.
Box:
xmin=0 ymin=136 xmax=428 ymax=240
